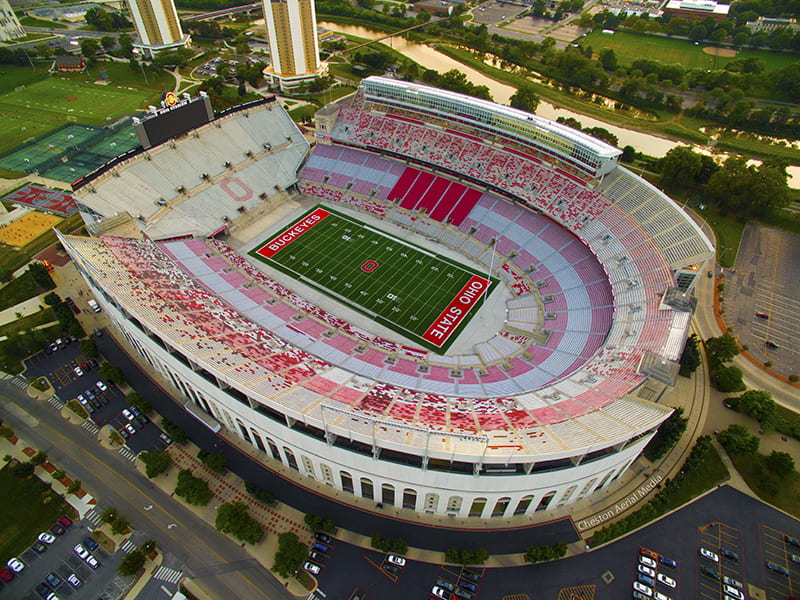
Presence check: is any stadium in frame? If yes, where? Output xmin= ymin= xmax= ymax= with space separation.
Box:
xmin=59 ymin=78 xmax=714 ymax=520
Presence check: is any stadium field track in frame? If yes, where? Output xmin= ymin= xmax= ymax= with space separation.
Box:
xmin=249 ymin=205 xmax=496 ymax=353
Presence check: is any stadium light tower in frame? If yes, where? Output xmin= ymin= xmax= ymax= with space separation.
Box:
xmin=125 ymin=0 xmax=191 ymax=58
xmin=262 ymin=0 xmax=327 ymax=92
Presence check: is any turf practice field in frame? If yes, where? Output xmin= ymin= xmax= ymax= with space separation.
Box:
xmin=250 ymin=205 xmax=496 ymax=353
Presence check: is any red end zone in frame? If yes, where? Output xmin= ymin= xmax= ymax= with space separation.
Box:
xmin=422 ymin=275 xmax=491 ymax=347
xmin=255 ymin=207 xmax=330 ymax=258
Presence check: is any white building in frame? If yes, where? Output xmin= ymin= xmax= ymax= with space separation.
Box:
xmin=125 ymin=0 xmax=190 ymax=57
xmin=262 ymin=0 xmax=326 ymax=91
xmin=61 ymin=82 xmax=714 ymax=520
xmin=0 ymin=0 xmax=24 ymax=42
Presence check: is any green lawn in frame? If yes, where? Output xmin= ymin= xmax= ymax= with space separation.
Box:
xmin=0 ymin=464 xmax=69 ymax=562
xmin=0 ymin=309 xmax=56 ymax=337
xmin=0 ymin=269 xmax=53 ymax=311
xmin=731 ymin=454 xmax=800 ymax=519
xmin=250 ymin=205 xmax=496 ymax=352
xmin=694 ymin=205 xmax=745 ymax=268
xmin=582 ymin=30 xmax=799 ymax=72
xmin=19 ymin=16 xmax=68 ymax=29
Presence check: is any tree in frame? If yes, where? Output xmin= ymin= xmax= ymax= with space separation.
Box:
xmin=711 ymin=364 xmax=745 ymax=393
xmin=658 ymin=146 xmax=709 ymax=190
xmin=79 ymin=338 xmax=99 ymax=359
xmin=80 ymin=38 xmax=100 ymax=60
xmin=111 ymin=515 xmax=129 ymax=535
xmin=28 ymin=262 xmax=55 ymax=290
xmin=127 ymin=392 xmax=152 ymax=415
xmin=101 ymin=507 xmax=119 ymax=523
xmin=736 ymin=390 xmax=776 ymax=427
xmin=175 ymin=469 xmax=213 ymax=506
xmin=370 ymin=533 xmax=407 ymax=554
xmin=599 ymin=48 xmax=617 ymax=71
xmin=67 ymin=479 xmax=81 ymax=494
xmin=644 ymin=407 xmax=688 ymax=460
xmin=766 ymin=451 xmax=795 ymax=478
xmin=444 ymin=547 xmax=489 ymax=565
xmin=162 ymin=419 xmax=188 ymax=444
xmin=31 ymin=450 xmax=47 ymax=465
xmin=101 ymin=36 xmax=116 ymax=52
xmin=509 ymin=86 xmax=540 ymax=113
xmin=718 ymin=424 xmax=759 ymax=455
xmin=142 ymin=539 xmax=157 ymax=554
xmin=118 ymin=549 xmax=146 ymax=576
xmin=198 ymin=450 xmax=226 ymax=473
xmin=245 ymin=481 xmax=276 ymax=505
xmin=215 ymin=502 xmax=264 ymax=544
xmin=620 ymin=145 xmax=636 ymax=163
xmin=304 ymin=513 xmax=335 ymax=533
xmin=141 ymin=449 xmax=171 ymax=478
xmin=44 ymin=292 xmax=61 ymax=307
xmin=85 ymin=7 xmax=114 ymax=31
xmin=36 ymin=44 xmax=53 ymax=59
xmin=705 ymin=332 xmax=740 ymax=363
xmin=705 ymin=156 xmax=791 ymax=219
xmin=99 ymin=362 xmax=126 ymax=385
xmin=52 ymin=469 xmax=66 ymax=480
xmin=679 ymin=334 xmax=702 ymax=376
xmin=118 ymin=33 xmax=133 ymax=58
xmin=523 ymin=541 xmax=568 ymax=563
xmin=273 ymin=532 xmax=307 ymax=577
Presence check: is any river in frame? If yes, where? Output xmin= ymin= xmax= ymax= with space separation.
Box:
xmin=319 ymin=22 xmax=800 ymax=187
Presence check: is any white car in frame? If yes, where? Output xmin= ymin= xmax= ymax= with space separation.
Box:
xmin=723 ymin=585 xmax=744 ymax=600
xmin=723 ymin=576 xmax=744 ymax=590
xmin=46 ymin=594 xmax=61 ymax=600
xmin=77 ymin=394 xmax=87 ymax=406
xmin=657 ymin=573 xmax=676 ymax=589
xmin=638 ymin=564 xmax=656 ymax=578
xmin=67 ymin=573 xmax=82 ymax=588
xmin=655 ymin=592 xmax=671 ymax=600
xmin=639 ymin=555 xmax=656 ymax=569
xmin=6 ymin=558 xmax=24 ymax=573
xmin=387 ymin=554 xmax=406 ymax=566
xmin=122 ymin=408 xmax=134 ymax=421
xmin=73 ymin=544 xmax=89 ymax=560
xmin=85 ymin=554 xmax=100 ymax=569
xmin=699 ymin=547 xmax=719 ymax=562
xmin=303 ymin=561 xmax=320 ymax=575
xmin=96 ymin=381 xmax=107 ymax=391
xmin=125 ymin=423 xmax=136 ymax=436
xmin=38 ymin=532 xmax=56 ymax=544
xmin=74 ymin=366 xmax=83 ymax=377
xmin=432 ymin=587 xmax=452 ymax=600
xmin=633 ymin=581 xmax=653 ymax=597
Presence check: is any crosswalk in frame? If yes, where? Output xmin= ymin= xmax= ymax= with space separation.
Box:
xmin=120 ymin=539 xmax=137 ymax=554
xmin=82 ymin=420 xmax=99 ymax=434
xmin=153 ymin=566 xmax=183 ymax=584
xmin=118 ymin=447 xmax=137 ymax=462
xmin=11 ymin=376 xmax=27 ymax=389
xmin=84 ymin=509 xmax=101 ymax=527
xmin=47 ymin=395 xmax=64 ymax=407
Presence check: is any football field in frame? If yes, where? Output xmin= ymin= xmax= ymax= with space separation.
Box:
xmin=250 ymin=205 xmax=496 ymax=353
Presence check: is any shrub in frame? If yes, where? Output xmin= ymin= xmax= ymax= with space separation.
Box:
xmin=162 ymin=418 xmax=188 ymax=444
xmin=643 ymin=407 xmax=687 ymax=461
xmin=31 ymin=450 xmax=48 ymax=465
xmin=215 ymin=502 xmax=264 ymax=545
xmin=198 ymin=450 xmax=226 ymax=473
xmin=52 ymin=469 xmax=66 ymax=480
xmin=244 ymin=481 xmax=276 ymax=505
xmin=523 ymin=541 xmax=568 ymax=563
xmin=67 ymin=479 xmax=82 ymax=494
xmin=126 ymin=392 xmax=152 ymax=415
xmin=371 ymin=533 xmax=407 ymax=554
xmin=304 ymin=513 xmax=335 ymax=533
xmin=175 ymin=469 xmax=213 ymax=506
xmin=445 ymin=547 xmax=489 ymax=565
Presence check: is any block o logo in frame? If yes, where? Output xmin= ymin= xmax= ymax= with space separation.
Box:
xmin=361 ymin=260 xmax=379 ymax=273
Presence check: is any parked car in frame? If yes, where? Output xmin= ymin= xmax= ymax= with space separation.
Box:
xmin=723 ymin=585 xmax=744 ymax=600
xmin=32 ymin=542 xmax=48 ymax=553
xmin=387 ymin=554 xmax=406 ymax=566
xmin=755 ymin=311 xmax=769 ymax=319
xmin=382 ymin=563 xmax=400 ymax=575
xmin=638 ymin=574 xmax=655 ymax=587
xmin=640 ymin=547 xmax=658 ymax=560
xmin=314 ymin=532 xmax=333 ymax=544
xmin=638 ymin=564 xmax=656 ymax=578
xmin=721 ymin=548 xmax=739 ymax=562
xmin=632 ymin=581 xmax=652 ymax=597
xmin=6 ymin=557 xmax=24 ymax=573
xmin=767 ymin=561 xmax=789 ymax=576
xmin=122 ymin=408 xmax=134 ymax=421
xmin=654 ymin=592 xmax=671 ymax=600
xmin=45 ymin=572 xmax=61 ymax=588
xmin=786 ymin=536 xmax=800 ymax=548
xmin=460 ymin=570 xmax=480 ymax=583
xmin=459 ymin=580 xmax=478 ymax=593
xmin=436 ymin=578 xmax=456 ymax=592
xmin=431 ymin=586 xmax=452 ymax=600
xmin=303 ymin=561 xmax=320 ymax=575
xmin=723 ymin=576 xmax=744 ymax=590
xmin=125 ymin=423 xmax=136 ymax=436
xmin=160 ymin=433 xmax=173 ymax=446
xmin=699 ymin=547 xmax=719 ymax=562
xmin=310 ymin=542 xmax=329 ymax=553
xmin=73 ymin=544 xmax=89 ymax=560
xmin=453 ymin=587 xmax=473 ymax=600
xmin=657 ymin=573 xmax=676 ymax=589
xmin=67 ymin=573 xmax=82 ymax=588
xmin=73 ymin=366 xmax=83 ymax=377
xmin=35 ymin=582 xmax=51 ymax=598
xmin=38 ymin=532 xmax=56 ymax=544
xmin=49 ymin=522 xmax=65 ymax=536
xmin=658 ymin=555 xmax=678 ymax=569
xmin=83 ymin=537 xmax=98 ymax=552
xmin=96 ymin=380 xmax=107 ymax=392
xmin=308 ymin=551 xmax=325 ymax=563
xmin=700 ymin=565 xmax=721 ymax=580
xmin=632 ymin=592 xmax=650 ymax=600
xmin=639 ymin=555 xmax=656 ymax=569
xmin=0 ymin=568 xmax=12 ymax=583
xmin=85 ymin=554 xmax=100 ymax=569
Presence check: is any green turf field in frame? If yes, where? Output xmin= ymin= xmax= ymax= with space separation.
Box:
xmin=582 ymin=30 xmax=799 ymax=72
xmin=250 ymin=205 xmax=496 ymax=353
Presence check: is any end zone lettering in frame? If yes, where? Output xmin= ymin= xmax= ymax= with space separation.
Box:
xmin=256 ymin=207 xmax=330 ymax=258
xmin=422 ymin=275 xmax=490 ymax=346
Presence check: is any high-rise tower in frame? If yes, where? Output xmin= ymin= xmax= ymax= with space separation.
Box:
xmin=262 ymin=0 xmax=326 ymax=91
xmin=126 ymin=0 xmax=190 ymax=57
xmin=0 ymin=0 xmax=24 ymax=42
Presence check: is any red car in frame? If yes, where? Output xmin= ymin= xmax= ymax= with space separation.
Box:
xmin=0 ymin=568 xmax=12 ymax=583
xmin=755 ymin=312 xmax=769 ymax=319
xmin=57 ymin=515 xmax=73 ymax=528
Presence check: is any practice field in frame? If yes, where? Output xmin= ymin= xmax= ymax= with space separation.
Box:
xmin=0 ymin=212 xmax=62 ymax=247
xmin=250 ymin=206 xmax=496 ymax=353
xmin=582 ymin=30 xmax=799 ymax=72
xmin=0 ymin=77 xmax=147 ymax=154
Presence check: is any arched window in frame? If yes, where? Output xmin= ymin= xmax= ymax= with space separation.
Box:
xmin=513 ymin=494 xmax=534 ymax=516
xmin=360 ymin=477 xmax=374 ymax=500
xmin=282 ymin=447 xmax=298 ymax=470
xmin=402 ymin=488 xmax=417 ymax=510
xmin=469 ymin=497 xmax=487 ymax=518
xmin=381 ymin=483 xmax=395 ymax=506
xmin=535 ymin=491 xmax=556 ymax=512
xmin=340 ymin=471 xmax=354 ymax=494
xmin=491 ymin=497 xmax=511 ymax=517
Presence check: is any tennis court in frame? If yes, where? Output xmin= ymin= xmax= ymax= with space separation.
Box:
xmin=250 ymin=205 xmax=496 ymax=352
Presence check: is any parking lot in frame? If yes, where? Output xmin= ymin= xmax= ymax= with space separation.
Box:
xmin=24 ymin=336 xmax=168 ymax=457
xmin=0 ymin=514 xmax=129 ymax=600
xmin=761 ymin=524 xmax=800 ymax=599
xmin=696 ymin=522 xmax=745 ymax=600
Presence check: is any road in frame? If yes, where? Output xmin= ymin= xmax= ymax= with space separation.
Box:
xmin=0 ymin=378 xmax=293 ymax=600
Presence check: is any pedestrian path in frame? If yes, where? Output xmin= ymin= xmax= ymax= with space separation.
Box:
xmin=84 ymin=509 xmax=101 ymax=526
xmin=47 ymin=394 xmax=64 ymax=407
xmin=120 ymin=539 xmax=137 ymax=553
xmin=153 ymin=566 xmax=183 ymax=584
xmin=11 ymin=375 xmax=27 ymax=389
xmin=118 ymin=446 xmax=137 ymax=462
